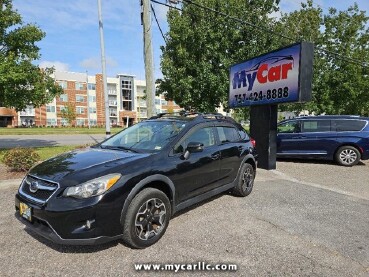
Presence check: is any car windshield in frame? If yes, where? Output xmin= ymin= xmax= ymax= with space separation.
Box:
xmin=100 ymin=120 xmax=186 ymax=152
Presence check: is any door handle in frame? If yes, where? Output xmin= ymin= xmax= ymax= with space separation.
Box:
xmin=211 ymin=153 xmax=220 ymax=160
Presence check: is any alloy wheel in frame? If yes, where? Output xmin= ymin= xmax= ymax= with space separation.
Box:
xmin=241 ymin=166 xmax=254 ymax=192
xmin=135 ymin=198 xmax=167 ymax=241
xmin=339 ymin=149 xmax=358 ymax=165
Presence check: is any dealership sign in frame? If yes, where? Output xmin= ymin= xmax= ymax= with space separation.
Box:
xmin=229 ymin=42 xmax=313 ymax=108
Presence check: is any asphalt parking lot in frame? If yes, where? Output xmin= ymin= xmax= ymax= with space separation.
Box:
xmin=0 ymin=160 xmax=368 ymax=276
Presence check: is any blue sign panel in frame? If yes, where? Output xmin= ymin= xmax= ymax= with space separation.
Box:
xmin=229 ymin=43 xmax=309 ymax=108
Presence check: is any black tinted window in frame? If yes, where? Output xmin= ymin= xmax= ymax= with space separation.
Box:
xmin=332 ymin=120 xmax=366 ymax=131
xmin=301 ymin=120 xmax=330 ymax=132
xmin=174 ymin=127 xmax=215 ymax=154
xmin=238 ymin=128 xmax=249 ymax=140
xmin=216 ymin=126 xmax=240 ymax=143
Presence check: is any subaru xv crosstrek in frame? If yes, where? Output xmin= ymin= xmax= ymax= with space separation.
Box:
xmin=277 ymin=115 xmax=369 ymax=166
xmin=15 ymin=113 xmax=257 ymax=248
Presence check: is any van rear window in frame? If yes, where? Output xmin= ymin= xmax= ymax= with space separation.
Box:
xmin=332 ymin=120 xmax=366 ymax=131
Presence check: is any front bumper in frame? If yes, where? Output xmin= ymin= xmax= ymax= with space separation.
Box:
xmin=15 ymin=191 xmax=126 ymax=245
xmin=14 ymin=212 xmax=123 ymax=245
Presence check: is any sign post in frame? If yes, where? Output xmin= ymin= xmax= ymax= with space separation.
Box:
xmin=229 ymin=42 xmax=314 ymax=169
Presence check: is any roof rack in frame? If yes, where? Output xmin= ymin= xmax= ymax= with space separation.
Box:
xmin=149 ymin=111 xmax=233 ymax=122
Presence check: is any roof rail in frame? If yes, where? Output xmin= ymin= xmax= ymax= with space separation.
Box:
xmin=148 ymin=111 xmax=233 ymax=121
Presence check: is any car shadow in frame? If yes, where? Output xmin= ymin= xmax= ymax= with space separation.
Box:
xmin=171 ymin=192 xmax=228 ymax=219
xmin=277 ymin=158 xmax=366 ymax=166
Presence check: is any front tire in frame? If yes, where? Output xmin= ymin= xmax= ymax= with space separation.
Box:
xmin=122 ymin=188 xmax=171 ymax=249
xmin=335 ymin=146 xmax=360 ymax=166
xmin=232 ymin=163 xmax=255 ymax=197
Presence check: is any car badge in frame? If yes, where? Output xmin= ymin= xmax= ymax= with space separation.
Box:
xmin=29 ymin=181 xmax=39 ymax=193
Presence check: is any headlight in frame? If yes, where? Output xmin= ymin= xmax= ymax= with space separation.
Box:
xmin=63 ymin=174 xmax=121 ymax=199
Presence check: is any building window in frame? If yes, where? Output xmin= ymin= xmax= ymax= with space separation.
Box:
xmin=60 ymin=118 xmax=69 ymax=126
xmin=122 ymin=89 xmax=131 ymax=100
xmin=76 ymin=95 xmax=85 ymax=102
xmin=109 ymin=108 xmax=117 ymax=116
xmin=88 ymin=95 xmax=96 ymax=102
xmin=59 ymin=105 xmax=67 ymax=112
xmin=89 ymin=107 xmax=96 ymax=114
xmin=76 ymin=107 xmax=85 ymax=114
xmin=76 ymin=119 xmax=86 ymax=126
xmin=46 ymin=105 xmax=55 ymax=113
xmin=88 ymin=83 xmax=96 ymax=90
xmin=46 ymin=118 xmax=57 ymax=126
xmin=123 ymin=101 xmax=132 ymax=111
xmin=75 ymin=82 xmax=84 ymax=90
xmin=161 ymin=100 xmax=168 ymax=106
xmin=89 ymin=119 xmax=97 ymax=126
xmin=57 ymin=81 xmax=67 ymax=89
xmin=155 ymin=99 xmax=161 ymax=105
xmin=59 ymin=94 xmax=68 ymax=102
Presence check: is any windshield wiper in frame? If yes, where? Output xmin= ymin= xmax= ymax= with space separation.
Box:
xmin=100 ymin=145 xmax=139 ymax=153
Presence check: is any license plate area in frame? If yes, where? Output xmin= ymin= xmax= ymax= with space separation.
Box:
xmin=19 ymin=202 xmax=32 ymax=222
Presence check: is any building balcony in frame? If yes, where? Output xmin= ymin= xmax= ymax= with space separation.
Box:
xmin=108 ymin=90 xmax=117 ymax=95
xmin=19 ymin=110 xmax=35 ymax=116
xmin=138 ymin=112 xmax=147 ymax=118
xmin=109 ymin=101 xmax=118 ymax=106
xmin=138 ymin=101 xmax=147 ymax=108
xmin=109 ymin=112 xmax=117 ymax=117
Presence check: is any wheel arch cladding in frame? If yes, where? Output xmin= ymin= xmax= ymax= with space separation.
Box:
xmin=120 ymin=174 xmax=175 ymax=225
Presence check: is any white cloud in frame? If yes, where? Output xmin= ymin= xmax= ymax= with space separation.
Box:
xmin=80 ymin=56 xmax=118 ymax=70
xmin=39 ymin=61 xmax=70 ymax=71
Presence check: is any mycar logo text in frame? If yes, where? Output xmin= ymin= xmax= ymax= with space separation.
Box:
xmin=232 ymin=56 xmax=294 ymax=91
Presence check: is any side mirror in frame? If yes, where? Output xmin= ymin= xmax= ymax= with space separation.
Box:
xmin=183 ymin=142 xmax=204 ymax=159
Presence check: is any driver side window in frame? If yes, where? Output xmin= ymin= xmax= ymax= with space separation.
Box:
xmin=173 ymin=127 xmax=215 ymax=154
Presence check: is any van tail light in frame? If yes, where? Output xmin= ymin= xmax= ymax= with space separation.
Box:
xmin=250 ymin=137 xmax=256 ymax=148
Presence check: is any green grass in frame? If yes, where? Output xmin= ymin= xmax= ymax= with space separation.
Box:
xmin=0 ymin=145 xmax=80 ymax=164
xmin=0 ymin=127 xmax=122 ymax=136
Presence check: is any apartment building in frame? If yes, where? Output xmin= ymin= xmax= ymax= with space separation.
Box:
xmin=0 ymin=71 xmax=181 ymax=128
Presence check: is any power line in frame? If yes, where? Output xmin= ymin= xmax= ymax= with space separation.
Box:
xmin=151 ymin=0 xmax=182 ymax=11
xmin=150 ymin=0 xmax=368 ymax=68
xmin=151 ymin=4 xmax=167 ymax=43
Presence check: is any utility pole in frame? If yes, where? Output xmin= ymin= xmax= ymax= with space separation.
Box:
xmin=142 ymin=0 xmax=156 ymax=118
xmin=97 ymin=0 xmax=111 ymax=138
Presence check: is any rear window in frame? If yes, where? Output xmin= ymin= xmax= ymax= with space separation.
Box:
xmin=216 ymin=126 xmax=240 ymax=143
xmin=332 ymin=120 xmax=366 ymax=132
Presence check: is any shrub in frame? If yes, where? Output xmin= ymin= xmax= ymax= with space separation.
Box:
xmin=3 ymin=148 xmax=40 ymax=172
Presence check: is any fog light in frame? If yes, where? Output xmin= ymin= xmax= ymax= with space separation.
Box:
xmin=85 ymin=219 xmax=95 ymax=230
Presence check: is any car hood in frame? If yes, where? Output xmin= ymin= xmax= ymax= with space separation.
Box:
xmin=29 ymin=148 xmax=150 ymax=185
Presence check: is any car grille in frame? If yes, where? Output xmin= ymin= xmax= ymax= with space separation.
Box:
xmin=19 ymin=175 xmax=59 ymax=205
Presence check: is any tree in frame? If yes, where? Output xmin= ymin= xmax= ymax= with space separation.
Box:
xmin=158 ymin=0 xmax=280 ymax=112
xmin=61 ymin=103 xmax=76 ymax=126
xmin=275 ymin=1 xmax=369 ymax=116
xmin=0 ymin=0 xmax=63 ymax=111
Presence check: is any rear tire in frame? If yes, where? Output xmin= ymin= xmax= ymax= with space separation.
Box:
xmin=122 ymin=188 xmax=171 ymax=249
xmin=232 ymin=163 xmax=255 ymax=197
xmin=335 ymin=146 xmax=360 ymax=167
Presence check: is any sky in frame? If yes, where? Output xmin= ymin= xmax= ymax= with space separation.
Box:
xmin=12 ymin=0 xmax=369 ymax=81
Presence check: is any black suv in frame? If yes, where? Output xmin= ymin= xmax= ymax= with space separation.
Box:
xmin=15 ymin=113 xmax=256 ymax=248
